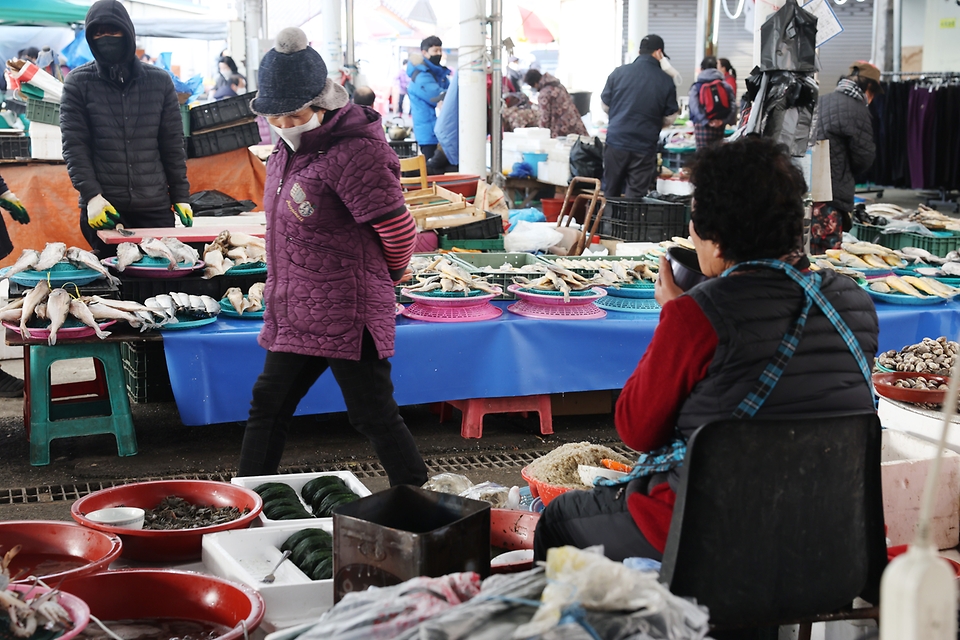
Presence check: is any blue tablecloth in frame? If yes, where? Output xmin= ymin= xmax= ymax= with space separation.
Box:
xmin=160 ymin=300 xmax=960 ymax=426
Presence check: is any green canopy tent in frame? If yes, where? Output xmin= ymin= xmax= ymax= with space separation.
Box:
xmin=0 ymin=0 xmax=90 ymax=26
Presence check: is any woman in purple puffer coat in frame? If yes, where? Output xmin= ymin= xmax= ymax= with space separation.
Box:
xmin=238 ymin=27 xmax=427 ymax=486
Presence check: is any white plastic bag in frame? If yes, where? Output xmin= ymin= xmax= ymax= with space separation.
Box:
xmin=423 ymin=473 xmax=474 ymax=496
xmin=504 ymin=221 xmax=563 ymax=253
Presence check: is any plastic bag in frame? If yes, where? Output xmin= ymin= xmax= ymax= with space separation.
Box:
xmin=422 ymin=473 xmax=474 ymax=496
xmin=759 ymin=0 xmax=818 ymax=73
xmin=459 ymin=481 xmax=509 ymax=507
xmin=759 ymin=71 xmax=818 ymax=155
xmin=507 ymin=207 xmax=546 ymax=232
xmin=188 ymin=190 xmax=257 ymax=217
xmin=569 ymin=136 xmax=604 ymax=180
xmin=504 ymin=220 xmax=563 ymax=253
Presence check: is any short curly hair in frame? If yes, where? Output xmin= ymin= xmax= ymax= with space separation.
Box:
xmin=688 ymin=136 xmax=806 ymax=264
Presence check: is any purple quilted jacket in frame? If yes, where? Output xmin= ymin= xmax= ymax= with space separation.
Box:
xmin=260 ymin=103 xmax=405 ymax=360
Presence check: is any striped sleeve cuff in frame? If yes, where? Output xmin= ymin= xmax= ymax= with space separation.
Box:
xmin=371 ymin=207 xmax=418 ymax=280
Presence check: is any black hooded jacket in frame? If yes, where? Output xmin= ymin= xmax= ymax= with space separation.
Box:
xmin=60 ymin=0 xmax=189 ymax=215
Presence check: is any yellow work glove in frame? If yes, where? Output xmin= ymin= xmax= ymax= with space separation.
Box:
xmin=86 ymin=194 xmax=120 ymax=230
xmin=0 ymin=190 xmax=29 ymax=224
xmin=174 ymin=202 xmax=193 ymax=227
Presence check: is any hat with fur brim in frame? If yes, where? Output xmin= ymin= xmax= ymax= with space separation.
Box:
xmin=250 ymin=27 xmax=350 ymax=117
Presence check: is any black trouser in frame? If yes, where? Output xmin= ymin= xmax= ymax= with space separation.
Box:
xmin=602 ymin=144 xmax=657 ymax=198
xmin=533 ymin=483 xmax=662 ymax=562
xmin=79 ymin=207 xmax=175 ymax=258
xmin=238 ymin=330 xmax=428 ymax=487
xmin=419 ymin=143 xmax=438 ymax=162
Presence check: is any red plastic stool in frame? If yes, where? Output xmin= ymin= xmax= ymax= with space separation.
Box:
xmin=439 ymin=395 xmax=553 ymax=439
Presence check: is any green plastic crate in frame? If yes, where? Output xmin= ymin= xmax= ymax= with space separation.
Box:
xmin=25 ymin=99 xmax=59 ymax=126
xmin=852 ymin=222 xmax=960 ymax=257
xmin=449 ymin=252 xmax=547 ymax=300
xmin=537 ymin=254 xmax=658 ymax=279
xmin=395 ymin=252 xmax=467 ymax=303
xmin=438 ymin=236 xmax=505 ymax=251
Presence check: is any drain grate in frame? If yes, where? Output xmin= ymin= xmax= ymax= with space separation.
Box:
xmin=0 ymin=443 xmax=635 ymax=505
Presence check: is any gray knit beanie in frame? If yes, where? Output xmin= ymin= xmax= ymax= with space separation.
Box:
xmin=251 ymin=27 xmax=349 ymax=117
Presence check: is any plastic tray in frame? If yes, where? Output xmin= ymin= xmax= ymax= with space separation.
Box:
xmin=0 ymin=136 xmax=30 ymax=160
xmin=118 ymin=271 xmax=266 ymax=304
xmin=436 ymin=212 xmax=503 ymax=240
xmin=596 ymin=296 xmax=661 ymax=313
xmin=449 ymin=253 xmax=547 ymax=300
xmin=604 ymin=283 xmax=656 ymax=299
xmin=156 ymin=316 xmax=218 ymax=331
xmin=230 ymin=471 xmax=372 ymax=528
xmin=103 ymin=256 xmax=204 ymax=278
xmin=861 ymin=283 xmax=957 ymax=305
xmin=873 ymin=372 xmax=949 ymax=405
xmin=388 ymin=140 xmax=418 ymax=158
xmin=3 ymin=319 xmax=116 ymax=342
xmin=853 ymin=223 xmax=960 ymax=258
xmin=189 ymin=92 xmax=258 ymax=132
xmin=225 ymin=261 xmax=267 ymax=276
xmin=402 ymin=301 xmax=502 ymax=322
xmin=3 ymin=263 xmax=104 ymax=288
xmin=219 ymin=297 xmax=265 ymax=319
xmin=188 ymin=120 xmax=261 ymax=158
xmin=438 ymin=237 xmax=505 ymax=252
xmin=202 ymin=521 xmax=334 ymax=633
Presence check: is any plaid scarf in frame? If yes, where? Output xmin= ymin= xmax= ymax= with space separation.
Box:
xmin=835 ymin=78 xmax=866 ymax=104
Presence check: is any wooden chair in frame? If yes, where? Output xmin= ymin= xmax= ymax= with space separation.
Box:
xmin=399 ymin=154 xmax=428 ymax=190
xmin=555 ymin=177 xmax=606 ymax=255
xmin=660 ymin=413 xmax=886 ymax=638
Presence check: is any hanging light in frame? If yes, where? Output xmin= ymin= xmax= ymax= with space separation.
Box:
xmin=722 ymin=0 xmax=745 ymax=20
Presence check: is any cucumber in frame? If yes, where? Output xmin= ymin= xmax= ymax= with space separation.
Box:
xmin=253 ymin=482 xmax=289 ymax=494
xmin=307 ymin=482 xmax=351 ymax=509
xmin=299 ymin=549 xmax=332 ymax=577
xmin=301 ymin=477 xmax=346 ymax=503
xmin=316 ymin=490 xmax=357 ymax=517
xmin=310 ymin=556 xmax=334 ymax=581
xmin=270 ymin=505 xmax=313 ymax=520
xmin=258 ymin=485 xmax=300 ymax=503
xmin=263 ymin=499 xmax=310 ymax=519
xmin=280 ymin=528 xmax=331 ymax=553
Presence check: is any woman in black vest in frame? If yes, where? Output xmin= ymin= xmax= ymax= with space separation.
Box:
xmin=534 ymin=137 xmax=878 ymax=562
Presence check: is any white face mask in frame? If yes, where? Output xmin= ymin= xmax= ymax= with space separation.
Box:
xmin=272 ymin=113 xmax=321 ymax=152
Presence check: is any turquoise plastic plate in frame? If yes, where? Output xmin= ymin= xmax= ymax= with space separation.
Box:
xmin=893 ymin=268 xmax=960 ymax=287
xmin=596 ymin=296 xmax=661 ymax=313
xmin=604 ymin=284 xmax=656 ymax=299
xmin=860 ymin=283 xmax=957 ymax=306
xmin=225 ymin=261 xmax=267 ymax=275
xmin=219 ymin=297 xmax=264 ymax=319
xmin=2 ymin=263 xmax=103 ymax=287
xmin=156 ymin=315 xmax=218 ymax=331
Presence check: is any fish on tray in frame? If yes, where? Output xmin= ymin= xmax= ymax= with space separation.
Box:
xmin=140 ymin=237 xmax=180 ymax=270
xmin=1 ymin=249 xmax=40 ymax=280
xmin=44 ymin=289 xmax=72 ymax=347
xmin=34 ymin=242 xmax=67 ymax=271
xmin=65 ymin=246 xmax=121 ymax=286
xmin=115 ymin=242 xmax=143 ymax=271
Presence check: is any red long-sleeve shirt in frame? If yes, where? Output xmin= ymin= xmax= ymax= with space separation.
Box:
xmin=615 ymin=295 xmax=718 ymax=551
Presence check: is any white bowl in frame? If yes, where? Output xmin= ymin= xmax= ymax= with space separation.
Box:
xmin=577 ymin=464 xmax=627 ymax=487
xmin=84 ymin=507 xmax=145 ymax=529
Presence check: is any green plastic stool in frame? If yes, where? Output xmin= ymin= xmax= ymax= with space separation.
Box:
xmin=26 ymin=342 xmax=138 ymax=466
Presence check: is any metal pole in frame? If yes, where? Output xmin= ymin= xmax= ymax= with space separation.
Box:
xmin=321 ymin=0 xmax=342 ymax=78
xmin=627 ymin=0 xmax=649 ymax=62
xmin=892 ymin=0 xmax=902 ymax=73
xmin=244 ymin=0 xmax=261 ymax=91
xmin=490 ymin=0 xmax=503 ymax=182
xmin=459 ymin=0 xmax=487 ymax=177
xmin=345 ymin=0 xmax=356 ymax=79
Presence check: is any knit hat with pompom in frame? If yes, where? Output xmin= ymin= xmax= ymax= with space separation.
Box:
xmin=251 ymin=27 xmax=349 ymax=117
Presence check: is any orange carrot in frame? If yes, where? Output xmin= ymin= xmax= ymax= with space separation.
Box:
xmin=601 ymin=459 xmax=633 ymax=473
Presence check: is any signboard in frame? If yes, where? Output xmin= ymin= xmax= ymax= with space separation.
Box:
xmin=800 ymin=0 xmax=844 ymax=47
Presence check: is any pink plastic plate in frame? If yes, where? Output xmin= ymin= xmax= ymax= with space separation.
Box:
xmin=396 ymin=303 xmax=404 ymax=316
xmin=6 ymin=583 xmax=90 ymax=640
xmin=508 ymin=299 xmax=606 ymax=320
xmin=102 ymin=256 xmax=205 ymax=279
xmin=3 ymin=320 xmax=117 ymax=341
xmin=402 ymin=301 xmax=502 ymax=323
xmin=401 ymin=287 xmax=501 ymax=307
xmin=507 ymin=284 xmax=607 ymax=305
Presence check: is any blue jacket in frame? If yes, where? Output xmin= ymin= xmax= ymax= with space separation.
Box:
xmin=601 ymin=54 xmax=678 ymax=155
xmin=688 ymin=68 xmax=734 ymax=125
xmin=433 ymin=73 xmax=459 ymax=164
xmin=406 ymin=52 xmax=450 ymax=146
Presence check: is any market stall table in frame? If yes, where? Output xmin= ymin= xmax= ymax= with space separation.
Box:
xmin=159 ymin=299 xmax=960 ymax=427
xmin=96 ymin=224 xmax=265 ymax=245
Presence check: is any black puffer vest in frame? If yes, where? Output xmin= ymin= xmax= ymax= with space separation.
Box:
xmin=676 ymin=268 xmax=878 ymax=438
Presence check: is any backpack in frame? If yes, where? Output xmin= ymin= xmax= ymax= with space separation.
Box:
xmin=698 ymin=79 xmax=732 ymax=121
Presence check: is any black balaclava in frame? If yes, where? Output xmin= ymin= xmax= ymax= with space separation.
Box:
xmin=95 ymin=35 xmax=126 ymax=65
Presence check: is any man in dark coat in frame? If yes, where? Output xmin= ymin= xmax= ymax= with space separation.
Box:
xmin=811 ymin=61 xmax=879 ymax=253
xmin=60 ymin=0 xmax=192 ymax=257
xmin=601 ymin=35 xmax=679 ymax=197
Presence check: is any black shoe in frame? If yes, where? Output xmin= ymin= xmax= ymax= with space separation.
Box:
xmin=0 ymin=369 xmax=24 ymax=398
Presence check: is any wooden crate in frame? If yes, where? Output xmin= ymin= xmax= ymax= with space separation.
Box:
xmin=404 ymin=184 xmax=486 ymax=231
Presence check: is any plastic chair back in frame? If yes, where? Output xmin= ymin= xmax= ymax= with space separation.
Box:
xmin=660 ymin=413 xmax=886 ymax=629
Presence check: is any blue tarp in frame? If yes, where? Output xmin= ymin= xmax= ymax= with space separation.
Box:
xmin=160 ymin=299 xmax=960 ymax=426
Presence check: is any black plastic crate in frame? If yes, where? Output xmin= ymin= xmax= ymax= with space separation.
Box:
xmin=662 ymin=149 xmax=694 ymax=171
xmin=119 ymin=270 xmax=265 ymax=303
xmin=0 ymin=137 xmax=30 ymax=160
xmin=121 ymin=341 xmax=173 ymax=403
xmin=188 ymin=120 xmax=260 ymax=158
xmin=435 ymin=212 xmax=502 ymax=240
xmin=601 ymin=197 xmax=685 ymax=242
xmin=388 ymin=140 xmax=418 ymax=158
xmin=189 ymin=92 xmax=257 ymax=132
xmin=8 ymin=277 xmax=119 ymax=299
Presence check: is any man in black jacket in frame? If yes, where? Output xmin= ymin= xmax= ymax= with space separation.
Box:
xmin=61 ymin=0 xmax=192 ymax=257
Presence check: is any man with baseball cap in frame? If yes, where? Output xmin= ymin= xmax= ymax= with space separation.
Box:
xmin=600 ymin=35 xmax=679 ymax=197
xmin=811 ymin=60 xmax=880 ymax=252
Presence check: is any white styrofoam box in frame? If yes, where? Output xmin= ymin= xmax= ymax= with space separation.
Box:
xmin=503 ymin=150 xmax=523 ymax=171
xmin=514 ymin=127 xmax=552 ymax=140
xmin=202 ymin=521 xmax=333 ymax=632
xmin=231 ymin=471 xmax=371 ymax=528
xmin=657 ymin=178 xmax=694 ymax=196
xmin=881 ymin=430 xmax=960 ymax=549
xmin=29 ymin=122 xmax=62 ymax=160
xmin=537 ymin=161 xmax=570 ymax=187
xmin=878 ymin=397 xmax=960 ymax=454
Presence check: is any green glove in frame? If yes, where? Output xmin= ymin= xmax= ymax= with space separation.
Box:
xmin=0 ymin=190 xmax=29 ymax=224
xmin=86 ymin=194 xmax=120 ymax=230
xmin=174 ymin=202 xmax=193 ymax=227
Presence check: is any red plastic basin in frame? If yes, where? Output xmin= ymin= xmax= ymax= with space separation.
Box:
xmin=58 ymin=569 xmax=264 ymax=640
xmin=7 ymin=583 xmax=90 ymax=640
xmin=71 ymin=480 xmax=262 ymax=562
xmin=521 ymin=465 xmax=578 ymax=506
xmin=403 ymin=173 xmax=481 ymax=198
xmin=887 ymin=544 xmax=960 ymax=579
xmin=0 ymin=521 xmax=122 ymax=583
xmin=490 ymin=508 xmax=540 ymax=574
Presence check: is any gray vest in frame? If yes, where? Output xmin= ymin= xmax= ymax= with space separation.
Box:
xmin=676 ymin=269 xmax=878 ymax=438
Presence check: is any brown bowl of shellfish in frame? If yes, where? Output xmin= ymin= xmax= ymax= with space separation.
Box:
xmin=872 ymin=371 xmax=950 ymax=405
